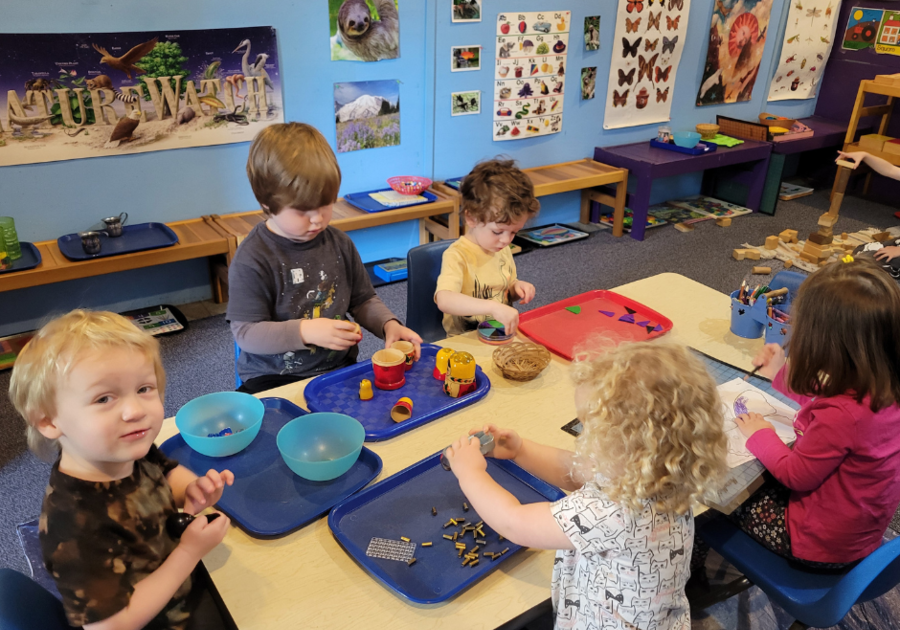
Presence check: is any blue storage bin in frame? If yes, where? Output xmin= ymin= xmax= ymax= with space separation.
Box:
xmin=730 ymin=290 xmax=765 ymax=339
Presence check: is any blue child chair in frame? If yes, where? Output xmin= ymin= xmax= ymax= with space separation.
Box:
xmin=0 ymin=569 xmax=71 ymax=630
xmin=697 ymin=516 xmax=900 ymax=629
xmin=405 ymin=240 xmax=453 ymax=344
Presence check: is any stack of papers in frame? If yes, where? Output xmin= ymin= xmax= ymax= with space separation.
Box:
xmin=368 ymin=190 xmax=429 ymax=207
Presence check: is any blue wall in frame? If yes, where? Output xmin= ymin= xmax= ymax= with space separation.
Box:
xmin=1 ymin=0 xmax=821 ymax=335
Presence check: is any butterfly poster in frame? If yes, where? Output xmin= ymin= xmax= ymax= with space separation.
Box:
xmin=494 ymin=10 xmax=570 ymax=141
xmin=768 ymin=0 xmax=841 ymax=100
xmin=603 ymin=0 xmax=691 ymax=129
xmin=696 ymin=0 xmax=775 ymax=105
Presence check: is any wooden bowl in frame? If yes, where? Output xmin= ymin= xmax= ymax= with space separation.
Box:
xmin=492 ymin=342 xmax=551 ymax=381
xmin=696 ymin=123 xmax=719 ymax=140
xmin=758 ymin=113 xmax=797 ymax=129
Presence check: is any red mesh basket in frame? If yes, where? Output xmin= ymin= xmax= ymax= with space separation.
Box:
xmin=387 ymin=176 xmax=432 ymax=195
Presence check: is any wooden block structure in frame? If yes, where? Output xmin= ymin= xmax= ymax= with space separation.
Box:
xmin=779 ymin=229 xmax=799 ymax=243
xmin=765 ymin=235 xmax=780 ymax=250
xmin=859 ymin=134 xmax=894 ymax=153
xmin=808 ymin=232 xmax=834 ymax=245
xmin=752 ymin=266 xmax=772 ymax=275
xmin=884 ymin=139 xmax=900 ymax=157
xmin=716 ymin=217 xmax=732 ymax=227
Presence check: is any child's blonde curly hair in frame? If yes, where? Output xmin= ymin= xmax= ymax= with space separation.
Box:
xmin=571 ymin=339 xmax=727 ymax=515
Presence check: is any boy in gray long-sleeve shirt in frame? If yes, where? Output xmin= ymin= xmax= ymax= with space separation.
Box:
xmin=227 ymin=123 xmax=422 ymax=394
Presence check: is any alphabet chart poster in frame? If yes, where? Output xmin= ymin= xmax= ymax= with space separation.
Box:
xmin=493 ymin=10 xmax=569 ymax=141
xmin=603 ymin=0 xmax=691 ymax=129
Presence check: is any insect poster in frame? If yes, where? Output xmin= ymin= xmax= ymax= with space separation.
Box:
xmin=493 ymin=10 xmax=570 ymax=141
xmin=602 ymin=0 xmax=691 ymax=129
xmin=451 ymin=90 xmax=481 ymax=115
xmin=768 ymin=0 xmax=841 ymax=101
xmin=842 ymin=7 xmax=882 ymax=50
xmin=0 ymin=27 xmax=284 ymax=167
xmin=696 ymin=0 xmax=774 ymax=105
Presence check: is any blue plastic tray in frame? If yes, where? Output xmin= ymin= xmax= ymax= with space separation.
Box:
xmin=159 ymin=397 xmax=382 ymax=538
xmin=650 ymin=138 xmax=718 ymax=155
xmin=303 ymin=344 xmax=490 ymax=441
xmin=0 ymin=242 xmax=41 ymax=274
xmin=328 ymin=453 xmax=565 ymax=604
xmin=344 ymin=189 xmax=438 ymax=214
xmin=57 ymin=222 xmax=179 ymax=261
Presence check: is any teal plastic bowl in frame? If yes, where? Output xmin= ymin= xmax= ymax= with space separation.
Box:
xmin=277 ymin=413 xmax=364 ymax=481
xmin=175 ymin=392 xmax=264 ymax=457
xmin=672 ymin=131 xmax=702 ymax=148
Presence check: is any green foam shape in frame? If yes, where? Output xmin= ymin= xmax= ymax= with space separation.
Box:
xmin=565 ymin=306 xmax=582 ymax=314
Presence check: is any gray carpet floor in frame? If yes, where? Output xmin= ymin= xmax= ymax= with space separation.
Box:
xmin=1 ymin=187 xmax=896 ymax=628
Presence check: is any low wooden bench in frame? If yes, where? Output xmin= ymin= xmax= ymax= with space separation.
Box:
xmin=431 ymin=158 xmax=629 ymax=237
xmin=0 ymin=216 xmax=235 ymax=303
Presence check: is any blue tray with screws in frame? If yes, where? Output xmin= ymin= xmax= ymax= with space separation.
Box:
xmin=303 ymin=344 xmax=491 ymax=442
xmin=160 ymin=397 xmax=382 ymax=539
xmin=328 ymin=452 xmax=565 ymax=604
xmin=0 ymin=242 xmax=41 ymax=274
xmin=57 ymin=222 xmax=179 ymax=261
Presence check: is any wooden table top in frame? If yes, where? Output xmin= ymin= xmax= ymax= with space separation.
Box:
xmin=213 ymin=189 xmax=458 ymax=243
xmin=155 ymin=273 xmax=758 ymax=629
xmin=0 ymin=217 xmax=232 ymax=293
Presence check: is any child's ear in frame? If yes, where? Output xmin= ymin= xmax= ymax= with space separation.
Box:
xmin=463 ymin=212 xmax=479 ymax=229
xmin=34 ymin=415 xmax=63 ymax=440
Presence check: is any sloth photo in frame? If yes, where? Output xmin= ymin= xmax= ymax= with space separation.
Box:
xmin=330 ymin=0 xmax=400 ymax=62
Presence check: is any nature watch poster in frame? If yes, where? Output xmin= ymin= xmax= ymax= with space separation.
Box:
xmin=696 ymin=0 xmax=774 ymax=105
xmin=768 ymin=0 xmax=840 ymax=101
xmin=602 ymin=0 xmax=692 ymax=129
xmin=0 ymin=27 xmax=284 ymax=167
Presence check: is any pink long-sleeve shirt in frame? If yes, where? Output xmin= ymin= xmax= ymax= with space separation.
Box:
xmin=746 ymin=367 xmax=900 ymax=563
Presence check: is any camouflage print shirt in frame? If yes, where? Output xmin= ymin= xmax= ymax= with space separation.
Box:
xmin=39 ymin=445 xmax=193 ymax=630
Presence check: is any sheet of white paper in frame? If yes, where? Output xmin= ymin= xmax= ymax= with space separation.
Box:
xmin=718 ymin=377 xmax=797 ymax=468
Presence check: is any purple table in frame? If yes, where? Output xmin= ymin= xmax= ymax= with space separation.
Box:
xmin=593 ymin=139 xmax=772 ymax=240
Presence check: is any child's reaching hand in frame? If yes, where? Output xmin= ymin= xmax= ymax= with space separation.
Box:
xmin=734 ymin=412 xmax=775 ymax=439
xmin=837 ymin=150 xmax=866 ymax=168
xmin=299 ymin=319 xmax=362 ymax=351
xmin=473 ymin=424 xmax=522 ymax=460
xmin=383 ymin=320 xmax=423 ymax=359
xmin=444 ymin=433 xmax=489 ymax=479
xmin=490 ymin=303 xmax=521 ymax=336
xmin=513 ymin=280 xmax=536 ymax=305
xmin=177 ymin=511 xmax=231 ymax=561
xmin=752 ymin=343 xmax=786 ymax=380
xmin=875 ymin=245 xmax=900 ymax=262
xmin=183 ymin=469 xmax=234 ymax=515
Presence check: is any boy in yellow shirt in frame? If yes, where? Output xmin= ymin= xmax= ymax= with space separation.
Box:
xmin=435 ymin=159 xmax=540 ymax=336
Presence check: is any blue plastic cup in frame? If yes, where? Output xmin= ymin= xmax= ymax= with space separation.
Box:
xmin=730 ymin=290 xmax=764 ymax=339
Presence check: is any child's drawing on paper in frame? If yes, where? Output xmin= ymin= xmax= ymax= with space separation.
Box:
xmin=718 ymin=378 xmax=796 ymax=467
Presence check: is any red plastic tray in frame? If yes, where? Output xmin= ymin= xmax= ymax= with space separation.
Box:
xmin=518 ymin=290 xmax=673 ymax=360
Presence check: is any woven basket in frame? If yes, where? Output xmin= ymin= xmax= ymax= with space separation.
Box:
xmin=696 ymin=123 xmax=719 ymax=140
xmin=492 ymin=342 xmax=551 ymax=381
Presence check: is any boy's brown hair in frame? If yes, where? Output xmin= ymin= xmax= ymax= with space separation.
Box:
xmin=787 ymin=257 xmax=900 ymax=411
xmin=247 ymin=122 xmax=342 ymax=216
xmin=460 ymin=158 xmax=540 ymax=224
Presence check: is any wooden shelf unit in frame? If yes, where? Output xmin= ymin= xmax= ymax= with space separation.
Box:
xmin=833 ymin=79 xmax=900 ymax=201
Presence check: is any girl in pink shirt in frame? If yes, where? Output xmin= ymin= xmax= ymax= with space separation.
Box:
xmin=731 ymin=257 xmax=900 ymax=568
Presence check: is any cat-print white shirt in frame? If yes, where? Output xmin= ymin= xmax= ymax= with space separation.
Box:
xmin=550 ymin=483 xmax=693 ymax=630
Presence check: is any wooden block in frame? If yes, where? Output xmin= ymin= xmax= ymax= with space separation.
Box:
xmin=744 ymin=249 xmax=761 ymax=260
xmin=674 ymin=222 xmax=695 ymax=233
xmin=800 ymin=251 xmax=819 ymax=264
xmin=819 ymin=260 xmax=829 ymax=267
xmin=791 ymin=244 xmax=802 ymax=252
xmin=859 ymin=134 xmax=894 ymax=153
xmin=732 ymin=248 xmax=746 ymax=261
xmin=804 ymin=242 xmax=829 ymax=257
xmin=835 ymin=159 xmax=858 ymax=169
xmin=873 ymin=231 xmax=893 ymax=242
xmin=841 ymin=232 xmax=848 ymax=241
xmin=808 ymin=232 xmax=833 ymax=245
xmin=752 ymin=266 xmax=772 ymax=275
xmin=784 ymin=259 xmax=793 ymax=269
xmin=779 ymin=229 xmax=798 ymax=243
xmin=818 ymin=214 xmax=839 ymax=228
xmin=716 ymin=217 xmax=732 ymax=227
xmin=842 ymin=242 xmax=855 ymax=251
xmin=819 ymin=226 xmax=833 ymax=238
xmin=765 ymin=235 xmax=780 ymax=250
xmin=884 ymin=139 xmax=900 ymax=157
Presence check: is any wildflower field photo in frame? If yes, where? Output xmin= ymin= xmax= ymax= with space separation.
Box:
xmin=334 ymin=79 xmax=401 ymax=153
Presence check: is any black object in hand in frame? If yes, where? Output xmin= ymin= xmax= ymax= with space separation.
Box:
xmin=166 ymin=512 xmax=221 ymax=539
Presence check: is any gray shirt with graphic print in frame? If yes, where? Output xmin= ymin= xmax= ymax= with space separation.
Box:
xmin=226 ymin=223 xmax=397 ymax=383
